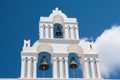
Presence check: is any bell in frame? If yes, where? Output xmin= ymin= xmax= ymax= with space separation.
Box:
xmin=55 ymin=26 xmax=62 ymax=36
xmin=69 ymin=57 xmax=78 ymax=69
xmin=39 ymin=56 xmax=50 ymax=71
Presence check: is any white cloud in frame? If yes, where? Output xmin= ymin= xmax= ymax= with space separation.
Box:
xmin=95 ymin=25 xmax=120 ymax=78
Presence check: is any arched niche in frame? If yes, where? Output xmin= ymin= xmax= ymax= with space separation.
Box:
xmin=37 ymin=44 xmax=53 ymax=53
xmin=68 ymin=52 xmax=83 ymax=78
xmin=53 ymin=23 xmax=63 ymax=38
xmin=52 ymin=15 xmax=64 ymax=38
xmin=67 ymin=44 xmax=83 ymax=57
xmin=37 ymin=51 xmax=52 ymax=78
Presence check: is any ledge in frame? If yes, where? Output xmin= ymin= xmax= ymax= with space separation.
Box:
xmin=39 ymin=38 xmax=79 ymax=44
xmin=18 ymin=78 xmax=103 ymax=80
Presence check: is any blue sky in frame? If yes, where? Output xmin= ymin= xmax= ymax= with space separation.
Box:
xmin=0 ymin=0 xmax=120 ymax=79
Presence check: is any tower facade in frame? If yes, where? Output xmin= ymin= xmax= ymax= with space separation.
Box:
xmin=19 ymin=8 xmax=102 ymax=80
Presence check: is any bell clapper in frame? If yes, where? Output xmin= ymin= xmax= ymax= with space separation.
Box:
xmin=71 ymin=65 xmax=75 ymax=78
xmin=73 ymin=69 xmax=75 ymax=78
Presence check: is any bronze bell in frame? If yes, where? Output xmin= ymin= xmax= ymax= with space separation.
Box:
xmin=39 ymin=56 xmax=50 ymax=71
xmin=69 ymin=57 xmax=78 ymax=69
xmin=56 ymin=26 xmax=62 ymax=36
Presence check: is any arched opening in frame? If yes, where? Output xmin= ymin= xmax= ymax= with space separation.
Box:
xmin=37 ymin=52 xmax=52 ymax=78
xmin=68 ymin=52 xmax=83 ymax=78
xmin=53 ymin=23 xmax=63 ymax=38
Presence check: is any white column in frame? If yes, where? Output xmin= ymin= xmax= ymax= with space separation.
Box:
xmin=31 ymin=59 xmax=33 ymax=78
xmin=53 ymin=57 xmax=58 ymax=78
xmin=70 ymin=27 xmax=75 ymax=39
xmin=57 ymin=58 xmax=60 ymax=78
xmin=33 ymin=59 xmax=37 ymax=78
xmin=94 ymin=59 xmax=98 ymax=78
xmin=50 ymin=26 xmax=53 ymax=39
xmin=21 ymin=58 xmax=25 ymax=78
xmin=88 ymin=59 xmax=92 ymax=78
xmin=48 ymin=26 xmax=50 ymax=38
xmin=90 ymin=58 xmax=96 ymax=79
xmin=74 ymin=28 xmax=76 ymax=39
xmin=96 ymin=60 xmax=101 ymax=78
xmin=84 ymin=58 xmax=90 ymax=78
xmin=68 ymin=27 xmax=71 ymax=39
xmin=40 ymin=27 xmax=44 ymax=38
xmin=27 ymin=58 xmax=32 ymax=78
xmin=24 ymin=58 xmax=28 ymax=78
xmin=45 ymin=27 xmax=49 ymax=38
xmin=43 ymin=27 xmax=45 ymax=38
xmin=64 ymin=58 xmax=69 ymax=78
xmin=63 ymin=59 xmax=65 ymax=78
xmin=75 ymin=27 xmax=79 ymax=39
xmin=64 ymin=27 xmax=69 ymax=39
xmin=59 ymin=57 xmax=64 ymax=78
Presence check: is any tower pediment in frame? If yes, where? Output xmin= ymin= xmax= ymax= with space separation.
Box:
xmin=40 ymin=8 xmax=77 ymax=24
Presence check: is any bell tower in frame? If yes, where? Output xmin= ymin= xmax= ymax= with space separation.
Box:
xmin=39 ymin=7 xmax=79 ymax=40
xmin=19 ymin=8 xmax=102 ymax=80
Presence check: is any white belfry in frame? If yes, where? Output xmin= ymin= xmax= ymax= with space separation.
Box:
xmin=19 ymin=8 xmax=102 ymax=80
